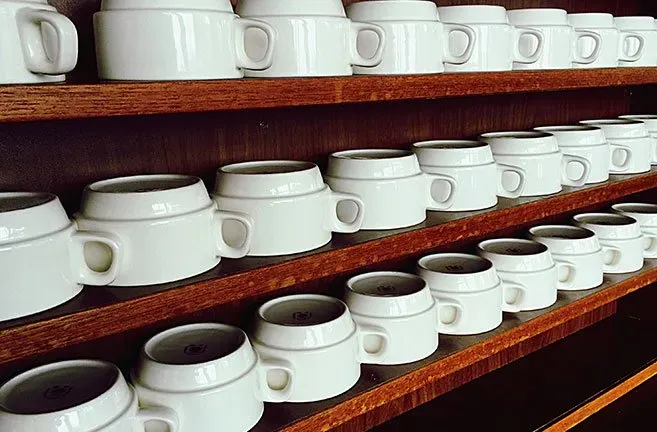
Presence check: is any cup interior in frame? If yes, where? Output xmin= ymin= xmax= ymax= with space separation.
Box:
xmin=575 ymin=213 xmax=636 ymax=226
xmin=481 ymin=131 xmax=552 ymax=140
xmin=413 ymin=140 xmax=487 ymax=150
xmin=530 ymin=225 xmax=594 ymax=240
xmin=348 ymin=272 xmax=425 ymax=297
xmin=0 ymin=193 xmax=55 ymax=213
xmin=221 ymin=160 xmax=316 ymax=175
xmin=418 ymin=253 xmax=492 ymax=274
xmin=581 ymin=119 xmax=642 ymax=126
xmin=261 ymin=297 xmax=346 ymax=327
xmin=480 ymin=239 xmax=547 ymax=256
xmin=536 ymin=125 xmax=599 ymax=133
xmin=613 ymin=203 xmax=657 ymax=214
xmin=333 ymin=149 xmax=412 ymax=160
xmin=89 ymin=175 xmax=198 ymax=194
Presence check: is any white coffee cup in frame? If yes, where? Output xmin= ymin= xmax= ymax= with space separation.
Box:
xmin=213 ymin=160 xmax=364 ymax=256
xmin=437 ymin=5 xmax=545 ymax=72
xmin=75 ymin=175 xmax=253 ymax=286
xmin=477 ymin=239 xmax=562 ymax=311
xmin=611 ymin=203 xmax=657 ymax=259
xmin=0 ymin=0 xmax=78 ymax=84
xmin=580 ymin=119 xmax=654 ymax=173
xmin=236 ymin=0 xmax=385 ymax=77
xmin=344 ymin=272 xmax=438 ymax=364
xmin=479 ymin=131 xmax=591 ymax=196
xmin=325 ymin=149 xmax=456 ymax=229
xmin=534 ymin=125 xmax=632 ymax=183
xmin=94 ymin=0 xmax=276 ymax=80
xmin=0 ymin=193 xmax=121 ymax=321
xmin=132 ymin=323 xmax=291 ymax=432
xmin=615 ymin=16 xmax=657 ymax=67
xmin=507 ymin=8 xmax=602 ymax=69
xmin=346 ymin=0 xmax=476 ymax=75
xmin=251 ymin=294 xmax=381 ymax=402
xmin=413 ymin=140 xmax=526 ymax=211
xmin=573 ymin=213 xmax=654 ymax=273
xmin=568 ymin=13 xmax=646 ymax=68
xmin=528 ymin=225 xmax=604 ymax=291
xmin=0 ymin=359 xmax=178 ymax=431
xmin=417 ymin=253 xmax=509 ymax=335
xmin=619 ymin=114 xmax=657 ymax=159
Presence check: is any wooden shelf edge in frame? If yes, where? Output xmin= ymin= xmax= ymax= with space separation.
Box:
xmin=0 ymin=68 xmax=655 ymax=123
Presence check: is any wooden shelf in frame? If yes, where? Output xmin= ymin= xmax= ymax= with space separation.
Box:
xmin=0 ymin=170 xmax=656 ymax=367
xmin=0 ymin=68 xmax=655 ymax=123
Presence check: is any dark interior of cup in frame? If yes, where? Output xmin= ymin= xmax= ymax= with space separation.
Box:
xmin=90 ymin=176 xmax=197 ymax=193
xmin=262 ymin=297 xmax=345 ymax=327
xmin=615 ymin=204 xmax=657 ymax=214
xmin=420 ymin=254 xmax=492 ymax=274
xmin=146 ymin=326 xmax=245 ymax=365
xmin=349 ymin=273 xmax=425 ymax=297
xmin=222 ymin=161 xmax=315 ymax=175
xmin=531 ymin=226 xmax=593 ymax=240
xmin=482 ymin=240 xmax=547 ymax=256
xmin=0 ymin=193 xmax=54 ymax=213
xmin=578 ymin=214 xmax=635 ymax=226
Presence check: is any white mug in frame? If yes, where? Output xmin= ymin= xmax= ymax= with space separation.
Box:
xmin=325 ymin=149 xmax=457 ymax=230
xmin=507 ymin=8 xmax=602 ymax=69
xmin=615 ymin=16 xmax=657 ymax=67
xmin=534 ymin=125 xmax=632 ymax=183
xmin=236 ymin=0 xmax=385 ymax=77
xmin=94 ymin=0 xmax=276 ymax=80
xmin=413 ymin=140 xmax=526 ymax=211
xmin=0 ymin=193 xmax=121 ymax=321
xmin=619 ymin=114 xmax=657 ymax=161
xmin=133 ymin=323 xmax=291 ymax=432
xmin=611 ymin=203 xmax=657 ymax=259
xmin=437 ymin=5 xmax=545 ymax=72
xmin=568 ymin=13 xmax=646 ymax=68
xmin=479 ymin=131 xmax=591 ymax=196
xmin=0 ymin=0 xmax=78 ymax=84
xmin=213 ymin=160 xmax=364 ymax=256
xmin=344 ymin=272 xmax=438 ymax=364
xmin=573 ymin=213 xmax=654 ymax=273
xmin=528 ymin=225 xmax=604 ymax=291
xmin=75 ymin=175 xmax=253 ymax=286
xmin=477 ymin=238 xmax=562 ymax=311
xmin=0 ymin=360 xmax=178 ymax=431
xmin=417 ymin=253 xmax=508 ymax=335
xmin=347 ymin=0 xmax=476 ymax=75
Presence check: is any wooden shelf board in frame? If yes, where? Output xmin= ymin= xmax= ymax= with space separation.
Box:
xmin=0 ymin=170 xmax=655 ymax=367
xmin=0 ymin=68 xmax=655 ymax=123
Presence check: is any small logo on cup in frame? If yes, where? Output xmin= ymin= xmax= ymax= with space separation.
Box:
xmin=184 ymin=344 xmax=208 ymax=356
xmin=445 ymin=265 xmax=464 ymax=272
xmin=44 ymin=385 xmax=72 ymax=400
xmin=292 ymin=311 xmax=312 ymax=322
xmin=505 ymin=247 xmax=523 ymax=254
xmin=376 ymin=284 xmax=397 ymax=295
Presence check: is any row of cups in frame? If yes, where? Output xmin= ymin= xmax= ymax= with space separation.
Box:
xmin=5 ymin=0 xmax=657 ymax=84
xmin=2 ymin=203 xmax=656 ymax=432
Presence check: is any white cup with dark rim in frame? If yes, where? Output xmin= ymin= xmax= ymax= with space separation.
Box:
xmin=325 ymin=149 xmax=457 ymax=230
xmin=0 ymin=193 xmax=122 ymax=321
xmin=0 ymin=359 xmax=178 ymax=431
xmin=413 ymin=140 xmax=527 ymax=211
xmin=611 ymin=203 xmax=657 ymax=259
xmin=416 ymin=253 xmax=508 ymax=335
xmin=344 ymin=271 xmax=439 ymax=364
xmin=615 ymin=16 xmax=657 ymax=67
xmin=528 ymin=225 xmax=604 ymax=290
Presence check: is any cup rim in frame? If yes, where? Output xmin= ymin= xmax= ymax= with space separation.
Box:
xmin=87 ymin=174 xmax=201 ymax=194
xmin=417 ymin=252 xmax=494 ymax=273
xmin=580 ymin=119 xmax=644 ymax=126
xmin=0 ymin=192 xmax=57 ymax=213
xmin=219 ymin=160 xmax=318 ymax=176
xmin=477 ymin=238 xmax=549 ymax=255
xmin=573 ymin=212 xmax=637 ymax=226
xmin=480 ymin=131 xmax=553 ymax=140
xmin=257 ymin=294 xmax=348 ymax=328
xmin=529 ymin=224 xmax=597 ymax=240
xmin=330 ymin=149 xmax=414 ymax=160
xmin=345 ymin=271 xmax=427 ymax=298
xmin=535 ymin=125 xmax=601 ymax=133
xmin=612 ymin=202 xmax=657 ymax=215
xmin=413 ymin=140 xmax=488 ymax=150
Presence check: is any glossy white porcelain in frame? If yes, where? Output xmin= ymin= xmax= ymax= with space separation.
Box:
xmin=612 ymin=203 xmax=657 ymax=259
xmin=619 ymin=114 xmax=657 ymax=162
xmin=615 ymin=16 xmax=657 ymax=66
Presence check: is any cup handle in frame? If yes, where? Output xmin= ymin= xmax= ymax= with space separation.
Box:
xmin=436 ymin=298 xmax=464 ymax=333
xmin=443 ymin=23 xmax=476 ymax=64
xmin=16 ymin=8 xmax=78 ymax=75
xmin=572 ymin=30 xmax=602 ymax=64
xmin=609 ymin=143 xmax=634 ymax=172
xmin=496 ymin=163 xmax=527 ymax=199
xmin=350 ymin=21 xmax=386 ymax=67
xmin=69 ymin=231 xmax=122 ymax=286
xmin=601 ymin=244 xmax=623 ymax=272
xmin=555 ymin=259 xmax=577 ymax=290
xmin=137 ymin=405 xmax=179 ymax=431
xmin=212 ymin=208 xmax=254 ymax=259
xmin=425 ymin=173 xmax=457 ymax=211
xmin=651 ymin=136 xmax=657 ymax=165
xmin=258 ymin=358 xmax=294 ymax=403
xmin=561 ymin=154 xmax=591 ymax=187
xmin=327 ymin=190 xmax=365 ymax=233
xmin=513 ymin=27 xmax=544 ymax=64
xmin=642 ymin=232 xmax=657 ymax=259
xmin=357 ymin=323 xmax=390 ymax=364
xmin=234 ymin=18 xmax=276 ymax=71
xmin=501 ymin=280 xmax=526 ymax=313
xmin=619 ymin=31 xmax=646 ymax=62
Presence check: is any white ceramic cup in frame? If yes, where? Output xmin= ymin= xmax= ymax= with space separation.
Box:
xmin=479 ymin=131 xmax=591 ymax=196
xmin=611 ymin=203 xmax=657 ymax=259
xmin=568 ymin=13 xmax=646 ymax=68
xmin=619 ymin=114 xmax=657 ymax=162
xmin=573 ymin=213 xmax=654 ymax=273
xmin=615 ymin=16 xmax=657 ymax=67
xmin=236 ymin=0 xmax=385 ymax=77
xmin=325 ymin=149 xmax=457 ymax=230
xmin=213 ymin=160 xmax=364 ymax=256
xmin=251 ymin=294 xmax=379 ymax=402
xmin=580 ymin=119 xmax=654 ymax=173
xmin=534 ymin=125 xmax=632 ymax=183
xmin=346 ymin=0 xmax=476 ymax=75
xmin=75 ymin=175 xmax=253 ymax=286
xmin=344 ymin=272 xmax=438 ymax=364
xmin=0 ymin=360 xmax=178 ymax=431
xmin=507 ymin=8 xmax=602 ymax=69
xmin=437 ymin=5 xmax=544 ymax=72
xmin=132 ymin=323 xmax=291 ymax=432
xmin=413 ymin=140 xmax=526 ymax=211
xmin=94 ymin=0 xmax=276 ymax=80
xmin=477 ymin=238 xmax=562 ymax=311
xmin=0 ymin=0 xmax=77 ymax=84
xmin=417 ymin=253 xmax=509 ymax=335
xmin=528 ymin=225 xmax=604 ymax=291
xmin=0 ymin=193 xmax=121 ymax=321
